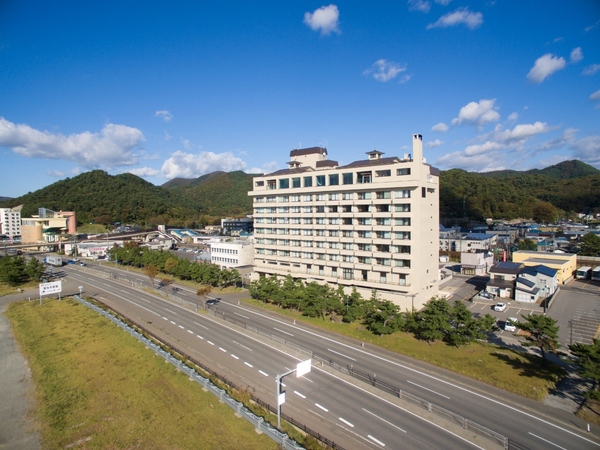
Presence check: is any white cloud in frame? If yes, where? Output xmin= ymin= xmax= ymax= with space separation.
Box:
xmin=585 ymin=19 xmax=600 ymax=33
xmin=493 ymin=121 xmax=552 ymax=143
xmin=507 ymin=112 xmax=519 ymax=122
xmin=571 ymin=136 xmax=600 ymax=165
xmin=570 ymin=47 xmax=583 ymax=63
xmin=303 ymin=5 xmax=340 ymax=36
xmin=553 ymin=37 xmax=564 ymax=43
xmin=432 ymin=122 xmax=449 ymax=132
xmin=363 ymin=59 xmax=408 ymax=82
xmin=426 ymin=139 xmax=444 ymax=148
xmin=452 ymin=99 xmax=500 ymax=127
xmin=154 ymin=110 xmax=173 ymax=122
xmin=435 ymin=150 xmax=501 ymax=172
xmin=164 ymin=132 xmax=172 ymax=141
xmin=0 ymin=117 xmax=144 ymax=168
xmin=464 ymin=141 xmax=504 ymax=156
xmin=526 ymin=53 xmax=566 ymax=83
xmin=180 ymin=138 xmax=192 ymax=149
xmin=128 ymin=167 xmax=160 ymax=177
xmin=590 ymin=90 xmax=600 ymax=102
xmin=48 ymin=170 xmax=66 ymax=178
xmin=426 ymin=7 xmax=483 ymax=30
xmin=538 ymin=128 xmax=578 ymax=151
xmin=161 ymin=150 xmax=247 ymax=179
xmin=583 ymin=64 xmax=600 ymax=76
xmin=435 ymin=0 xmax=452 ymax=5
xmin=408 ymin=0 xmax=430 ymax=13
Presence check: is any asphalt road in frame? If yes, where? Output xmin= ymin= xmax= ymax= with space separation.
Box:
xmin=53 ymin=262 xmax=600 ymax=450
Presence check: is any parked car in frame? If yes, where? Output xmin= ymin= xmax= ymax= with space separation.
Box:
xmin=67 ymin=260 xmax=75 ymax=264
xmin=494 ymin=302 xmax=507 ymax=312
xmin=79 ymin=262 xmax=86 ymax=266
xmin=504 ymin=318 xmax=517 ymax=332
xmin=479 ymin=291 xmax=494 ymax=300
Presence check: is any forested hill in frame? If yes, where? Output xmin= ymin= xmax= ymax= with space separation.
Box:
xmin=0 ymin=160 xmax=598 ymax=227
xmin=161 ymin=170 xmax=256 ymax=217
xmin=0 ymin=170 xmax=198 ymax=227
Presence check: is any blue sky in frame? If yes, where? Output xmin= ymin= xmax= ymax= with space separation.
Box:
xmin=1 ymin=1 xmax=599 ymax=198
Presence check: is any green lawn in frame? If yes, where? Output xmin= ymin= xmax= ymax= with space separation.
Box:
xmin=6 ymin=298 xmax=278 ymax=450
xmin=244 ymin=298 xmax=565 ymax=401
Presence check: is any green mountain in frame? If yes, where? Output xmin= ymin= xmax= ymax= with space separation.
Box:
xmin=0 ymin=160 xmax=598 ymax=228
xmin=0 ymin=170 xmax=198 ymax=227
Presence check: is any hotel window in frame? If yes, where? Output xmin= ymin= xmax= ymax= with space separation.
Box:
xmin=303 ymin=218 xmax=313 ymax=224
xmin=316 ymin=253 xmax=326 ymax=260
xmin=395 ymin=190 xmax=411 ymax=198
xmin=376 ymin=169 xmax=391 ymax=177
xmin=279 ymin=178 xmax=289 ymax=189
xmin=397 ymin=168 xmax=411 ymax=176
xmin=256 ymin=181 xmax=265 ymax=187
xmin=315 ymin=241 xmax=326 ymax=248
xmin=357 ymin=256 xmax=371 ymax=264
xmin=292 ymin=218 xmax=301 ymax=224
xmin=303 ymin=206 xmax=313 ymax=213
xmin=329 ymin=230 xmax=339 ymax=237
xmin=303 ymin=194 xmax=312 ymax=201
xmin=267 ymin=196 xmax=276 ymax=202
xmin=376 ymin=205 xmax=390 ymax=213
xmin=375 ymin=244 xmax=390 ymax=252
xmin=396 ymin=231 xmax=411 ymax=240
xmin=329 ymin=254 xmax=339 ymax=261
xmin=278 ymin=196 xmax=289 ymax=202
xmin=329 ymin=174 xmax=339 ymax=185
xmin=342 ymin=230 xmax=353 ymax=237
xmin=357 ymin=218 xmax=371 ymax=225
xmin=316 ymin=175 xmax=326 ymax=186
xmin=329 ymin=193 xmax=339 ymax=201
xmin=342 ymin=192 xmax=353 ymax=200
xmin=395 ymin=259 xmax=411 ymax=268
xmin=357 ymin=230 xmax=372 ymax=238
xmin=342 ymin=242 xmax=353 ymax=250
xmin=303 ymin=229 xmax=313 ymax=236
xmin=316 ymin=229 xmax=326 ymax=236
xmin=291 ymin=206 xmax=300 ymax=213
xmin=376 ymin=258 xmax=391 ymax=266
xmin=358 ymin=192 xmax=372 ymax=200
xmin=343 ymin=268 xmax=353 ymax=280
xmin=316 ymin=218 xmax=325 ymax=225
xmin=316 ymin=206 xmax=325 ymax=213
xmin=292 ymin=177 xmax=301 ymax=188
xmin=329 ymin=205 xmax=338 ymax=213
xmin=342 ymin=173 xmax=353 ymax=185
xmin=291 ymin=195 xmax=300 ymax=202
xmin=316 ymin=194 xmax=326 ymax=201
xmin=395 ymin=218 xmax=411 ymax=226
xmin=357 ymin=171 xmax=372 ymax=184
xmin=291 ymin=240 xmax=301 ymax=246
xmin=398 ymin=274 xmax=407 ymax=286
xmin=395 ymin=204 xmax=411 ymax=212
xmin=303 ymin=176 xmax=313 ymax=187
xmin=331 ymin=267 xmax=338 ymax=277
xmin=343 ymin=218 xmax=353 ymax=225
xmin=255 ymin=196 xmax=264 ymax=203
xmin=376 ymin=191 xmax=391 ymax=199
xmin=376 ymin=218 xmax=391 ymax=226
xmin=329 ymin=242 xmax=339 ymax=249
xmin=291 ymin=251 xmax=301 ymax=258
xmin=342 ymin=205 xmax=352 ymax=212
xmin=357 ymin=205 xmax=370 ymax=213
xmin=376 ymin=231 xmax=391 ymax=239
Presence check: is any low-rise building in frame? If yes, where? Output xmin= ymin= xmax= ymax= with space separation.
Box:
xmin=486 ymin=262 xmax=523 ymax=298
xmin=515 ymin=265 xmax=558 ymax=303
xmin=460 ymin=251 xmax=494 ymax=276
xmin=21 ymin=208 xmax=76 ymax=244
xmin=221 ymin=217 xmax=254 ymax=235
xmin=210 ymin=239 xmax=254 ymax=269
xmin=511 ymin=250 xmax=576 ymax=284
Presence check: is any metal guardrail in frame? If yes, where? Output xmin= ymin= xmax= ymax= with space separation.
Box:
xmin=73 ymin=295 xmax=315 ymax=450
xmin=211 ymin=307 xmax=510 ymax=449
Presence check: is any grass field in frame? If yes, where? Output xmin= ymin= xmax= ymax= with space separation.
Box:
xmin=244 ymin=298 xmax=565 ymax=401
xmin=6 ymin=298 xmax=278 ymax=450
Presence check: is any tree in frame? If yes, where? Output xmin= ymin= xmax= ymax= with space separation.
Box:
xmin=517 ymin=238 xmax=537 ymax=251
xmin=516 ymin=314 xmax=560 ymax=365
xmin=0 ymin=256 xmax=27 ymax=286
xmin=414 ymin=298 xmax=451 ymax=344
xmin=580 ymin=232 xmax=600 ymax=256
xmin=342 ymin=287 xmax=366 ymax=323
xmin=196 ymin=284 xmax=212 ymax=305
xmin=569 ymin=339 xmax=600 ymax=399
xmin=364 ymin=300 xmax=402 ymax=336
xmin=532 ymin=201 xmax=558 ymax=224
xmin=144 ymin=264 xmax=160 ymax=288
xmin=24 ymin=257 xmax=44 ymax=282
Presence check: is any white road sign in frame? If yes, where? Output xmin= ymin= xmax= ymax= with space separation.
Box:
xmin=39 ymin=281 xmax=62 ymax=296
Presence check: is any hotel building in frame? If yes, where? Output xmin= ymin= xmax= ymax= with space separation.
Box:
xmin=249 ymin=134 xmax=439 ymax=310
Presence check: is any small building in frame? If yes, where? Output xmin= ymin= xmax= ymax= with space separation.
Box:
xmin=210 ymin=239 xmax=254 ymax=269
xmin=486 ymin=262 xmax=523 ymax=298
xmin=515 ymin=265 xmax=558 ymax=303
xmin=511 ymin=250 xmax=577 ymax=284
xmin=21 ymin=208 xmax=77 ymax=244
xmin=460 ymin=251 xmax=494 ymax=276
xmin=221 ymin=217 xmax=254 ymax=235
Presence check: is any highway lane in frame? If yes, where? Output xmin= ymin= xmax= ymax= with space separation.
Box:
xmin=62 ymin=267 xmax=490 ymax=450
xmin=62 ymin=264 xmax=600 ymax=449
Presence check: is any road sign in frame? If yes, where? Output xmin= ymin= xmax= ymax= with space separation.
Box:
xmin=39 ymin=281 xmax=62 ymax=296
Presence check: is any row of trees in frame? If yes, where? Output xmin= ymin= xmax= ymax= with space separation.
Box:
xmin=249 ymin=275 xmax=497 ymax=347
xmin=0 ymin=255 xmax=45 ymax=286
xmin=107 ymin=242 xmax=241 ymax=288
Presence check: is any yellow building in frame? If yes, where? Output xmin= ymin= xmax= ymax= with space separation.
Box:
xmin=511 ymin=250 xmax=577 ymax=284
xmin=21 ymin=208 xmax=77 ymax=244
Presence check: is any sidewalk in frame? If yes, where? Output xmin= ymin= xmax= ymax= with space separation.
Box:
xmin=0 ymin=291 xmax=41 ymax=450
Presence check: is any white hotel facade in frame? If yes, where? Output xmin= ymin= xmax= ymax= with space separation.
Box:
xmin=249 ymin=134 xmax=439 ymax=310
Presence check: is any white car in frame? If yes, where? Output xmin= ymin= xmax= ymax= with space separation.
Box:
xmin=504 ymin=318 xmax=517 ymax=332
xmin=494 ymin=302 xmax=507 ymax=312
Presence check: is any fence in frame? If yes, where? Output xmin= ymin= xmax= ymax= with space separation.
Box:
xmin=73 ymin=295 xmax=320 ymax=450
xmin=209 ymin=306 xmax=510 ymax=449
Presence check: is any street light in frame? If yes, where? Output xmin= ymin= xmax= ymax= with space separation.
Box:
xmin=276 ymin=359 xmax=311 ymax=429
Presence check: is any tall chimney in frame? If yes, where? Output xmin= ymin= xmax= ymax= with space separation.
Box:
xmin=412 ymin=134 xmax=423 ymax=163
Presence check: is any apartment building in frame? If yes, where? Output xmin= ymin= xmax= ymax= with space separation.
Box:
xmin=248 ymin=134 xmax=439 ymax=310
xmin=0 ymin=206 xmax=22 ymax=238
